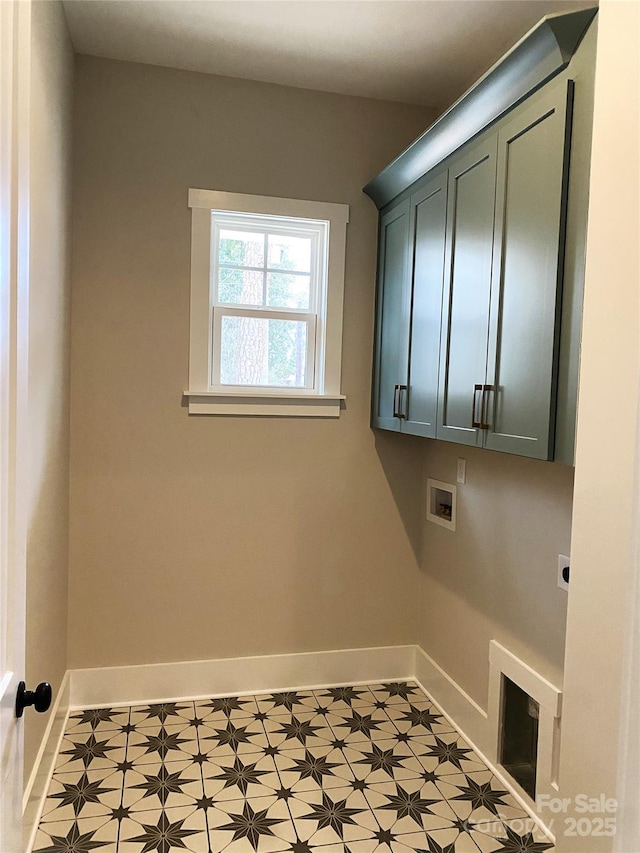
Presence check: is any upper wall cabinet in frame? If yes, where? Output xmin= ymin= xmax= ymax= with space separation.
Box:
xmin=437 ymin=79 xmax=572 ymax=459
xmin=408 ymin=172 xmax=448 ymax=437
xmin=372 ymin=171 xmax=447 ymax=436
xmin=366 ymin=8 xmax=596 ymax=463
xmin=483 ymin=81 xmax=572 ymax=457
xmin=373 ymin=199 xmax=411 ymax=432
xmin=436 ymin=135 xmax=498 ymax=448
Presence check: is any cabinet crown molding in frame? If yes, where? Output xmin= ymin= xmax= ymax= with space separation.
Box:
xmin=363 ymin=6 xmax=597 ymax=210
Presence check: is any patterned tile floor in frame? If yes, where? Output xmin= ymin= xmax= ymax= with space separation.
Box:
xmin=33 ymin=682 xmax=554 ymax=853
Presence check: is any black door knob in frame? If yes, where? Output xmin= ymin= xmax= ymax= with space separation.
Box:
xmin=15 ymin=681 xmax=52 ymax=718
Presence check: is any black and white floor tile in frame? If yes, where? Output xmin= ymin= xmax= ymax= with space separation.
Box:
xmin=34 ymin=683 xmax=554 ymax=853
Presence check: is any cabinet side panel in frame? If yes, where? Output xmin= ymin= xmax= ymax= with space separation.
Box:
xmin=404 ymin=174 xmax=447 ymax=438
xmin=437 ymin=139 xmax=497 ymax=446
xmin=373 ymin=203 xmax=410 ymax=430
xmin=554 ymin=22 xmax=597 ymax=465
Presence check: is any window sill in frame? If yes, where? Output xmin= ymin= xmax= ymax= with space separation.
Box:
xmin=184 ymin=391 xmax=346 ymax=418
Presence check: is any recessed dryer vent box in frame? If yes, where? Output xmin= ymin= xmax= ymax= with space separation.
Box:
xmin=426 ymin=479 xmax=457 ymax=531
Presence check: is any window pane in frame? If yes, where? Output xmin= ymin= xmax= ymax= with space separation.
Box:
xmin=218 ymin=229 xmax=264 ymax=267
xmin=218 ymin=268 xmax=263 ymax=305
xmin=267 ymin=272 xmax=311 ymax=310
xmin=267 ymin=234 xmax=311 ymax=272
xmin=220 ymin=316 xmax=308 ymax=387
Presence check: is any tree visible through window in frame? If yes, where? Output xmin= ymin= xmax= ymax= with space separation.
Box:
xmin=211 ymin=213 xmax=323 ymax=390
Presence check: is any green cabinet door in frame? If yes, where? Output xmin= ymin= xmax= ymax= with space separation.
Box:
xmin=372 ymin=199 xmax=411 ymax=431
xmin=436 ymin=136 xmax=498 ymax=447
xmin=484 ymin=80 xmax=573 ymax=458
xmin=403 ymin=171 xmax=448 ymax=437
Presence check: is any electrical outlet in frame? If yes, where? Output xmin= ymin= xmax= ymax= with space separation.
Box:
xmin=558 ymin=555 xmax=570 ymax=591
xmin=456 ymin=458 xmax=466 ymax=484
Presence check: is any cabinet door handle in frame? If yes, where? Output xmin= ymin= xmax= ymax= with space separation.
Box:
xmin=392 ymin=384 xmax=399 ymax=419
xmin=398 ymin=385 xmax=408 ymax=420
xmin=472 ymin=384 xmax=483 ymax=428
xmin=480 ymin=384 xmax=492 ymax=430
xmin=472 ymin=384 xmax=492 ymax=430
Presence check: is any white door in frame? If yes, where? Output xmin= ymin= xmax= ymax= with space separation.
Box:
xmin=0 ymin=1 xmax=31 ymax=851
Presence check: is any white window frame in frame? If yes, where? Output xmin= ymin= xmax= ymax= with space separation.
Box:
xmin=185 ymin=189 xmax=349 ymax=417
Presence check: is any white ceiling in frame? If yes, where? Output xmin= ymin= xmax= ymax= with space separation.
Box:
xmin=61 ymin=0 xmax=596 ymax=108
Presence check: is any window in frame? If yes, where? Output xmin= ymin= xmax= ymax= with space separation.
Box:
xmin=185 ymin=189 xmax=349 ymax=416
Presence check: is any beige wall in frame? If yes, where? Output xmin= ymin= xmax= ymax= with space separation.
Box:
xmin=25 ymin=0 xmax=74 ymax=778
xmin=67 ymin=56 xmax=434 ymax=669
xmin=558 ymin=1 xmax=639 ymax=850
xmin=418 ymin=443 xmax=573 ymax=709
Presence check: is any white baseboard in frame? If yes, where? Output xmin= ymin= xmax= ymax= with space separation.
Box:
xmin=414 ymin=645 xmax=490 ymax=754
xmin=23 ymin=671 xmax=70 ymax=853
xmin=69 ymin=644 xmax=416 ymax=709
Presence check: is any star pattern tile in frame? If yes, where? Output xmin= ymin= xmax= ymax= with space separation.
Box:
xmin=290 ymin=749 xmax=341 ymax=786
xmin=217 ymin=799 xmax=287 ymax=848
xmin=299 ymin=790 xmax=365 ymax=839
xmin=213 ymin=755 xmax=269 ymax=792
xmin=129 ymin=763 xmax=199 ymax=807
xmin=274 ymin=716 xmax=324 ymax=746
xmin=488 ymin=824 xmax=555 ymax=852
xmin=34 ymin=822 xmax=111 ymax=853
xmin=35 ymin=683 xmax=554 ymax=853
xmin=337 ymin=710 xmax=384 ymax=738
xmin=66 ymin=708 xmax=128 ymax=734
xmin=452 ymin=776 xmax=510 ymax=817
xmin=57 ymin=732 xmax=124 ymax=771
xmin=321 ymin=686 xmax=368 ymax=706
xmin=200 ymin=695 xmax=254 ymax=716
xmin=43 ymin=771 xmax=119 ymax=820
xmin=396 ymin=704 xmax=453 ymax=733
xmin=354 ymin=742 xmax=407 ymax=778
xmin=205 ymin=720 xmax=262 ymax=751
xmin=124 ymin=810 xmax=201 ymax=852
xmin=129 ymin=702 xmax=191 ymax=726
xmin=129 ymin=726 xmax=192 ymax=762
xmin=422 ymin=735 xmax=477 ymax=772
xmin=378 ymin=783 xmax=442 ymax=827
